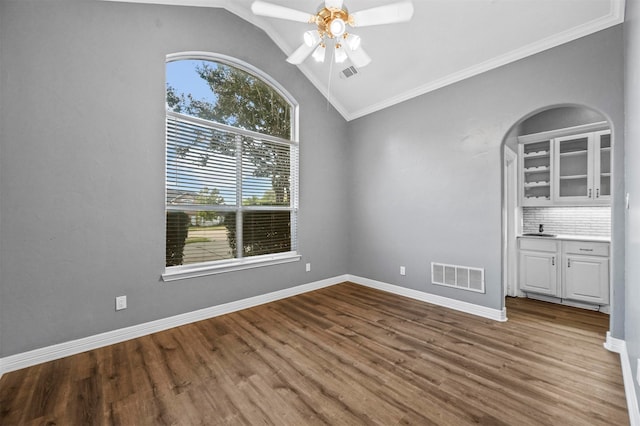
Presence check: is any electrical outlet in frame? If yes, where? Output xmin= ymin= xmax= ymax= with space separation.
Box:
xmin=400 ymin=266 xmax=406 ymax=276
xmin=305 ymin=263 xmax=311 ymax=272
xmin=115 ymin=295 xmax=127 ymax=311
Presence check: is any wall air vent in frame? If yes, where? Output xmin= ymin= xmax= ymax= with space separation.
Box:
xmin=431 ymin=262 xmax=485 ymax=293
xmin=339 ymin=66 xmax=359 ymax=79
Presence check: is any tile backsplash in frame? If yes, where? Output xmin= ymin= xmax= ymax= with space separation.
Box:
xmin=522 ymin=207 xmax=611 ymax=237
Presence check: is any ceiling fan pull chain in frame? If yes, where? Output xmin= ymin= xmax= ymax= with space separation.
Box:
xmin=327 ymin=49 xmax=335 ymax=111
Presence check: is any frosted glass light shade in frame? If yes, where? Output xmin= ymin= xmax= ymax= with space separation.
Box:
xmin=304 ymin=30 xmax=321 ymax=47
xmin=344 ymin=33 xmax=361 ymax=51
xmin=312 ymin=44 xmax=326 ymax=62
xmin=334 ymin=44 xmax=348 ymax=63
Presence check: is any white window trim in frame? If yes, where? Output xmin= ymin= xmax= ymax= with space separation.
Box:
xmin=163 ymin=52 xmax=300 ymax=281
xmin=162 ymin=251 xmax=301 ymax=282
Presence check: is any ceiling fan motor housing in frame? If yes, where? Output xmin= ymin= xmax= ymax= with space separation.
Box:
xmin=315 ymin=7 xmax=352 ymax=38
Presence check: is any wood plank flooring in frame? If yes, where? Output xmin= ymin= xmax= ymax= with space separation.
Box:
xmin=0 ymin=282 xmax=628 ymax=425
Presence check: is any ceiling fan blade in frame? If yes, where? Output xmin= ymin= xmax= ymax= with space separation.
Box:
xmin=251 ymin=1 xmax=315 ymax=23
xmin=350 ymin=1 xmax=414 ymax=27
xmin=286 ymin=41 xmax=319 ymax=65
xmin=325 ymin=0 xmax=344 ymax=9
xmin=346 ymin=46 xmax=371 ymax=68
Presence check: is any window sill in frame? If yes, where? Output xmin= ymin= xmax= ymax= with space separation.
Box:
xmin=161 ymin=252 xmax=301 ymax=282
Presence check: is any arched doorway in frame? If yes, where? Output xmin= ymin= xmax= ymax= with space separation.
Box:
xmin=502 ymin=105 xmax=613 ymax=310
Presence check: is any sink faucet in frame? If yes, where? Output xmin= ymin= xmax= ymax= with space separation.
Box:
xmin=539 ymin=224 xmax=544 ymax=233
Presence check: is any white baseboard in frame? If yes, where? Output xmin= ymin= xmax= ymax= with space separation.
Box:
xmin=604 ymin=333 xmax=640 ymax=426
xmin=0 ymin=274 xmax=349 ymax=375
xmin=605 ymin=331 xmax=627 ymax=353
xmin=347 ymin=275 xmax=507 ymax=322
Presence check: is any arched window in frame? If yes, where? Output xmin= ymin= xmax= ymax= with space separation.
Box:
xmin=163 ymin=53 xmax=299 ymax=280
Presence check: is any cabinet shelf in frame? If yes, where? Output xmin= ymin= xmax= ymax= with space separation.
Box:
xmin=524 ymin=166 xmax=550 ymax=172
xmin=559 ymin=150 xmax=588 ymax=157
xmin=523 ymin=150 xmax=550 ymax=159
xmin=524 ymin=182 xmax=550 ymax=188
xmin=559 ymin=174 xmax=588 ymax=180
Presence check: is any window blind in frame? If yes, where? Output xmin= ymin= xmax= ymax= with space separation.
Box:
xmin=166 ymin=111 xmax=297 ymax=267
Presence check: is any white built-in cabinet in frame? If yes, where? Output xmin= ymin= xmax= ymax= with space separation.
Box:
xmin=518 ymin=237 xmax=609 ymax=306
xmin=562 ymin=241 xmax=610 ymax=304
xmin=519 ymin=122 xmax=611 ymax=206
xmin=519 ymin=238 xmax=558 ymax=295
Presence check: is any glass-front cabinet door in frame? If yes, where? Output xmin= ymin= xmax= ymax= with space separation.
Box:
xmin=519 ymin=124 xmax=611 ymax=207
xmin=594 ymin=130 xmax=612 ymax=202
xmin=554 ymin=133 xmax=593 ymax=202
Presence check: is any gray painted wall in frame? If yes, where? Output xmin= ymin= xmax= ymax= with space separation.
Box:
xmin=624 ymin=0 xmax=640 ymax=403
xmin=347 ymin=26 xmax=625 ymax=325
xmin=0 ymin=0 xmax=349 ymax=357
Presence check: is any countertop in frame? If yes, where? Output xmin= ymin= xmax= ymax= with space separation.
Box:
xmin=518 ymin=234 xmax=610 ymax=243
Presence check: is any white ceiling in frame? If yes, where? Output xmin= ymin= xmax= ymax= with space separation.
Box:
xmin=109 ymin=0 xmax=625 ymax=121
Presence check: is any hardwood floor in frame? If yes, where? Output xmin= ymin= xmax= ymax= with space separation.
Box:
xmin=0 ymin=282 xmax=628 ymax=425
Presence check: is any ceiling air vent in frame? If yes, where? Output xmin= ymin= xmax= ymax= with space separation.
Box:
xmin=339 ymin=66 xmax=359 ymax=80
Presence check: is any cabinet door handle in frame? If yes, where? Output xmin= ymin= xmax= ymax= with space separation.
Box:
xmin=596 ymin=188 xmax=600 ymax=198
xmin=568 ymin=259 xmax=571 ymax=268
xmin=589 ymin=189 xmax=592 ymax=198
xmin=552 ymin=256 xmax=555 ymax=266
xmin=579 ymin=248 xmax=594 ymax=252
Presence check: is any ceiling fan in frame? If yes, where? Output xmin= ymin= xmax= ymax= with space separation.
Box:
xmin=251 ymin=0 xmax=414 ymax=68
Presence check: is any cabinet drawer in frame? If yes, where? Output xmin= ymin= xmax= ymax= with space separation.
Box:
xmin=519 ymin=238 xmax=559 ymax=252
xmin=563 ymin=241 xmax=609 ymax=257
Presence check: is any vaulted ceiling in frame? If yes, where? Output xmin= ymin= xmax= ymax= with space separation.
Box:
xmin=108 ymin=0 xmax=625 ymax=120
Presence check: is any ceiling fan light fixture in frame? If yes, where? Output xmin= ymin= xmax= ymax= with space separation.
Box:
xmin=312 ymin=43 xmax=327 ymax=62
xmin=344 ymin=33 xmax=361 ymax=51
xmin=304 ymin=30 xmax=321 ymax=47
xmin=329 ymin=18 xmax=346 ymax=37
xmin=334 ymin=43 xmax=348 ymax=63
